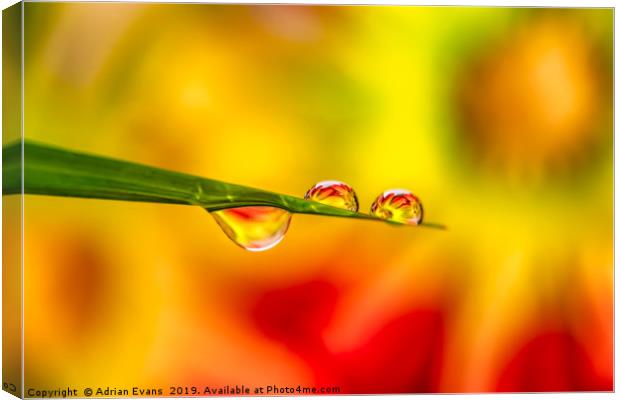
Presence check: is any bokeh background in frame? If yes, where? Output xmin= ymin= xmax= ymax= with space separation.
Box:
xmin=11 ymin=4 xmax=614 ymax=393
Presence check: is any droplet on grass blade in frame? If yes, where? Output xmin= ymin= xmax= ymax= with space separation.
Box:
xmin=370 ymin=189 xmax=423 ymax=225
xmin=210 ymin=206 xmax=292 ymax=251
xmin=304 ymin=180 xmax=359 ymax=212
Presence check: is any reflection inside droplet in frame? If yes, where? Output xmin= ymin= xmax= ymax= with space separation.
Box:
xmin=210 ymin=206 xmax=292 ymax=251
xmin=304 ymin=180 xmax=359 ymax=212
xmin=370 ymin=189 xmax=423 ymax=225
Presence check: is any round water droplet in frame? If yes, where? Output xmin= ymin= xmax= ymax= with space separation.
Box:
xmin=210 ymin=206 xmax=292 ymax=252
xmin=304 ymin=180 xmax=359 ymax=212
xmin=370 ymin=189 xmax=423 ymax=225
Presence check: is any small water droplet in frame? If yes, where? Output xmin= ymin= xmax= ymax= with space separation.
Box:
xmin=210 ymin=206 xmax=292 ymax=251
xmin=304 ymin=180 xmax=359 ymax=212
xmin=370 ymin=189 xmax=423 ymax=225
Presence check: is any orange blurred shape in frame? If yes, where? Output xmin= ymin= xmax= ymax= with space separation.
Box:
xmin=29 ymin=229 xmax=110 ymax=339
xmin=459 ymin=17 xmax=606 ymax=174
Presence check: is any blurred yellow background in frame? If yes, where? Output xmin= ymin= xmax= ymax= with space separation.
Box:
xmin=12 ymin=4 xmax=613 ymax=393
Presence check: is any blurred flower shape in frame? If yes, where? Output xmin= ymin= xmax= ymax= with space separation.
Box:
xmin=250 ymin=279 xmax=446 ymax=393
xmin=497 ymin=330 xmax=612 ymax=391
xmin=458 ymin=17 xmax=609 ymax=176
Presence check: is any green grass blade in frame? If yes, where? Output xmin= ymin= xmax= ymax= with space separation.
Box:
xmin=2 ymin=140 xmax=445 ymax=229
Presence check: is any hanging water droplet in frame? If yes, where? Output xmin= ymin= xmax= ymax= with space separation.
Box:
xmin=210 ymin=206 xmax=292 ymax=251
xmin=304 ymin=180 xmax=359 ymax=212
xmin=370 ymin=189 xmax=423 ymax=225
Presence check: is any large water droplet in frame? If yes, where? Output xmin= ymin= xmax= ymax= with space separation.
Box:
xmin=304 ymin=180 xmax=359 ymax=212
xmin=370 ymin=189 xmax=423 ymax=225
xmin=210 ymin=206 xmax=292 ymax=251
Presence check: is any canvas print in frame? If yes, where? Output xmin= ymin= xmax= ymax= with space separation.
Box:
xmin=2 ymin=3 xmax=613 ymax=397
